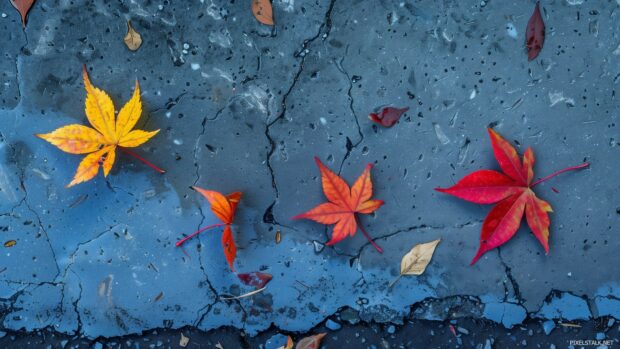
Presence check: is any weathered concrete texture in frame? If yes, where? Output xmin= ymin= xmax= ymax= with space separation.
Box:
xmin=0 ymin=0 xmax=618 ymax=340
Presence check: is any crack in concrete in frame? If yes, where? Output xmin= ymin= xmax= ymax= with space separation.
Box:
xmin=497 ymin=248 xmax=524 ymax=305
xmin=262 ymin=0 xmax=338 ymax=228
xmin=334 ymin=45 xmax=365 ymax=174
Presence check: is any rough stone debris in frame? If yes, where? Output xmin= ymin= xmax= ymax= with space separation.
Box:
xmin=0 ymin=0 xmax=618 ymax=344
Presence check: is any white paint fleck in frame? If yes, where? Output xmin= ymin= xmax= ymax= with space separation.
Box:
xmin=183 ymin=43 xmax=190 ymax=50
xmin=173 ymin=139 xmax=183 ymax=145
xmin=279 ymin=0 xmax=295 ymax=12
xmin=613 ymin=44 xmax=620 ymax=56
xmin=433 ymin=123 xmax=450 ymax=145
xmin=32 ymin=168 xmax=51 ymax=180
xmin=208 ymin=29 xmax=233 ymax=48
xmin=165 ymin=111 xmax=172 ymax=118
xmin=213 ymin=67 xmax=234 ymax=83
xmin=206 ymin=0 xmax=223 ymax=20
xmin=191 ymin=63 xmax=200 ymax=71
xmin=566 ymin=0 xmax=584 ymax=5
xmin=319 ymin=117 xmax=327 ymax=125
xmin=469 ymin=89 xmax=477 ymax=100
xmin=240 ymin=85 xmax=271 ymax=114
xmin=506 ymin=23 xmax=518 ymax=39
xmin=1 ymin=13 xmax=7 ymax=18
xmin=549 ymin=91 xmax=575 ymax=107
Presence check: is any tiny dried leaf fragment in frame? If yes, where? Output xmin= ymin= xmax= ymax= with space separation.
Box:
xmin=296 ymin=333 xmax=326 ymax=349
xmin=252 ymin=0 xmax=274 ymax=26
xmin=278 ymin=336 xmax=293 ymax=349
xmin=10 ymin=0 xmax=35 ymax=27
xmin=176 ymin=188 xmax=242 ymax=271
xmin=293 ymin=157 xmax=385 ymax=253
xmin=526 ymin=1 xmax=545 ymax=60
xmin=124 ymin=21 xmax=142 ymax=51
xmin=179 ymin=333 xmax=190 ymax=347
xmin=436 ymin=128 xmax=589 ymax=265
xmin=36 ymin=66 xmax=163 ymax=187
xmin=237 ymin=271 xmax=272 ymax=289
xmin=369 ymin=106 xmax=409 ymax=128
xmin=4 ymin=240 xmax=16 ymax=248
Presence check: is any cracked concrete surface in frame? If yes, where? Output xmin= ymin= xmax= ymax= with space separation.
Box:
xmin=0 ymin=0 xmax=619 ymax=341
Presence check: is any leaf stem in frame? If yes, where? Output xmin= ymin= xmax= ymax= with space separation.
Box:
xmin=388 ymin=274 xmax=402 ymax=290
xmin=356 ymin=217 xmax=383 ymax=253
xmin=531 ymin=162 xmax=589 ymax=187
xmin=119 ymin=147 xmax=166 ymax=174
xmin=176 ymin=223 xmax=226 ymax=247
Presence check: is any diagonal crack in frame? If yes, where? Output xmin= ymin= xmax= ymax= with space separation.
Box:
xmin=263 ymin=0 xmax=338 ymax=228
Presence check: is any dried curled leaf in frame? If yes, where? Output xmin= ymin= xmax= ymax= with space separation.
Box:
xmin=237 ymin=271 xmax=273 ymax=289
xmin=369 ymin=106 xmax=409 ymax=128
xmin=296 ymin=333 xmax=326 ymax=349
xmin=124 ymin=20 xmax=142 ymax=51
xmin=525 ymin=1 xmax=545 ymax=60
xmin=10 ymin=0 xmax=35 ymax=27
xmin=4 ymin=240 xmax=16 ymax=248
xmin=400 ymin=239 xmax=441 ymax=276
xmin=252 ymin=0 xmax=274 ymax=26
xmin=179 ymin=333 xmax=190 ymax=347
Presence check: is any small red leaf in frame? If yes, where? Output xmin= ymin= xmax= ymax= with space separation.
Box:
xmin=237 ymin=271 xmax=273 ymax=289
xmin=526 ymin=1 xmax=545 ymax=61
xmin=10 ymin=0 xmax=35 ymax=27
xmin=369 ymin=107 xmax=409 ymax=127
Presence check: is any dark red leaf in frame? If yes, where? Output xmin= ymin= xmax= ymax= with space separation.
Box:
xmin=237 ymin=271 xmax=272 ymax=289
xmin=525 ymin=1 xmax=545 ymax=61
xmin=10 ymin=0 xmax=35 ymax=27
xmin=369 ymin=107 xmax=409 ymax=128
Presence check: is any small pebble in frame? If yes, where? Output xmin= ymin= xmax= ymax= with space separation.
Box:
xmin=387 ymin=325 xmax=395 ymax=334
xmin=326 ymin=319 xmax=342 ymax=331
xmin=542 ymin=320 xmax=555 ymax=335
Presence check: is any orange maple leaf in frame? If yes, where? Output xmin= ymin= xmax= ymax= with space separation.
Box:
xmin=293 ymin=157 xmax=384 ymax=253
xmin=176 ymin=187 xmax=242 ymax=271
xmin=36 ymin=66 xmax=162 ymax=187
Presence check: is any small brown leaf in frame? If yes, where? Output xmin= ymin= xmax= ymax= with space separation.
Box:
xmin=124 ymin=21 xmax=142 ymax=51
xmin=179 ymin=333 xmax=190 ymax=347
xmin=4 ymin=240 xmax=16 ymax=248
xmin=10 ymin=0 xmax=35 ymax=27
xmin=275 ymin=230 xmax=281 ymax=244
xmin=154 ymin=291 xmax=164 ymax=302
xmin=296 ymin=333 xmax=326 ymax=349
xmin=252 ymin=0 xmax=274 ymax=26
xmin=389 ymin=239 xmax=440 ymax=289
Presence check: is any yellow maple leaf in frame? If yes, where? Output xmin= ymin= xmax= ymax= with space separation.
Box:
xmin=36 ymin=66 xmax=161 ymax=187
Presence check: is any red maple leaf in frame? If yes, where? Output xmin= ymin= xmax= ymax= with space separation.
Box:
xmin=436 ymin=128 xmax=588 ymax=265
xmin=293 ymin=157 xmax=385 ymax=253
xmin=176 ymin=187 xmax=241 ymax=271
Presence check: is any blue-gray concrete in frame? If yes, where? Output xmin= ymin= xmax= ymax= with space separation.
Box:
xmin=0 ymin=0 xmax=618 ymax=340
